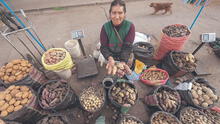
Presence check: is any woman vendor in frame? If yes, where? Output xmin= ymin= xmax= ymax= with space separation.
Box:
xmin=100 ymin=0 xmax=135 ymax=77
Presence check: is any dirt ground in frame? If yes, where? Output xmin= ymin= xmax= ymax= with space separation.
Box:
xmin=0 ymin=0 xmax=220 ymax=124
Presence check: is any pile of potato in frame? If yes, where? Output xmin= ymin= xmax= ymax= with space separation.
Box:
xmin=44 ymin=49 xmax=66 ymax=65
xmin=141 ymin=70 xmax=167 ymax=81
xmin=40 ymin=81 xmax=68 ymax=108
xmin=80 ymin=87 xmax=104 ymax=112
xmin=0 ymin=85 xmax=33 ymax=117
xmin=0 ymin=59 xmax=32 ymax=83
xmin=37 ymin=116 xmax=66 ymax=124
xmin=191 ymin=81 xmax=218 ymax=108
xmin=111 ymin=82 xmax=137 ymax=107
xmin=120 ymin=116 xmax=143 ymax=124
xmin=162 ymin=25 xmax=190 ymax=37
xmin=202 ymin=109 xmax=220 ymax=124
xmin=156 ymin=88 xmax=180 ymax=113
xmin=180 ymin=107 xmax=212 ymax=124
xmin=151 ymin=112 xmax=181 ymax=124
xmin=172 ymin=52 xmax=197 ymax=72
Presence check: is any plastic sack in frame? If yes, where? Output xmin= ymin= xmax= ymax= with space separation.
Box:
xmin=41 ymin=48 xmax=74 ymax=71
xmin=140 ymin=68 xmax=169 ymax=86
xmin=133 ymin=32 xmax=151 ymax=45
xmin=154 ymin=24 xmax=190 ymax=60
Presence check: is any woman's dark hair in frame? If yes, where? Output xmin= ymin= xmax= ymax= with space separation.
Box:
xmin=109 ymin=0 xmax=126 ymax=13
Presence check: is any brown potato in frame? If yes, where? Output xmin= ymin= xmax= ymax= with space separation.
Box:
xmin=21 ymin=98 xmax=28 ymax=105
xmin=16 ymin=74 xmax=23 ymax=81
xmin=202 ymin=102 xmax=208 ymax=107
xmin=10 ymin=89 xmax=20 ymax=96
xmin=3 ymin=75 xmax=9 ymax=81
xmin=14 ymin=101 xmax=21 ymax=106
xmin=0 ymin=100 xmax=5 ymax=106
xmin=8 ymin=85 xmax=15 ymax=91
xmin=6 ymin=68 xmax=12 ymax=73
xmin=22 ymin=92 xmax=29 ymax=99
xmin=9 ymin=98 xmax=16 ymax=105
xmin=5 ymin=63 xmax=13 ymax=69
xmin=5 ymin=94 xmax=12 ymax=102
xmin=11 ymin=70 xmax=17 ymax=75
xmin=11 ymin=60 xmax=21 ymax=65
xmin=0 ymin=111 xmax=8 ymax=117
xmin=0 ymin=72 xmax=4 ymax=78
xmin=0 ymin=92 xmax=5 ymax=100
xmin=8 ymin=76 xmax=16 ymax=83
xmin=14 ymin=105 xmax=23 ymax=111
xmin=0 ymin=103 xmax=9 ymax=111
xmin=20 ymin=61 xmax=27 ymax=67
xmin=20 ymin=86 xmax=29 ymax=92
xmin=12 ymin=65 xmax=19 ymax=70
xmin=28 ymin=93 xmax=33 ymax=99
xmin=15 ymin=92 xmax=23 ymax=98
xmin=6 ymin=105 xmax=14 ymax=113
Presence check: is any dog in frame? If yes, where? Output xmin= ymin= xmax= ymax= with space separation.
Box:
xmin=149 ymin=2 xmax=173 ymax=15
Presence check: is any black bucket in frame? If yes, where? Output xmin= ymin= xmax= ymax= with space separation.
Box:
xmin=38 ymin=80 xmax=77 ymax=111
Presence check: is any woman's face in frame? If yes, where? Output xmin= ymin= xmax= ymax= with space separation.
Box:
xmin=110 ymin=5 xmax=125 ymax=26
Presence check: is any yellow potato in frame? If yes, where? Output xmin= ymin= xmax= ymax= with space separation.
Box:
xmin=21 ymin=98 xmax=28 ymax=105
xmin=0 ymin=92 xmax=5 ymax=100
xmin=12 ymin=65 xmax=19 ymax=70
xmin=10 ymin=89 xmax=20 ymax=96
xmin=14 ymin=105 xmax=23 ymax=111
xmin=0 ymin=100 xmax=5 ymax=106
xmin=11 ymin=60 xmax=21 ymax=65
xmin=5 ymin=63 xmax=13 ymax=69
xmin=6 ymin=68 xmax=12 ymax=73
xmin=0 ymin=103 xmax=9 ymax=111
xmin=3 ymin=75 xmax=9 ymax=81
xmin=14 ymin=101 xmax=21 ymax=106
xmin=5 ymin=94 xmax=12 ymax=102
xmin=6 ymin=105 xmax=14 ymax=113
xmin=20 ymin=86 xmax=29 ymax=92
xmin=15 ymin=92 xmax=23 ymax=98
xmin=8 ymin=76 xmax=16 ymax=83
xmin=8 ymin=85 xmax=16 ymax=91
xmin=28 ymin=93 xmax=33 ymax=99
xmin=9 ymin=98 xmax=16 ymax=105
xmin=22 ymin=92 xmax=29 ymax=99
xmin=0 ymin=111 xmax=8 ymax=117
xmin=16 ymin=74 xmax=23 ymax=81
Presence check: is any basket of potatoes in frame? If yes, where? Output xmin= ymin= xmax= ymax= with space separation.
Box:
xmin=0 ymin=59 xmax=32 ymax=85
xmin=150 ymin=111 xmax=182 ymax=124
xmin=179 ymin=78 xmax=219 ymax=109
xmin=144 ymin=85 xmax=181 ymax=114
xmin=0 ymin=85 xmax=43 ymax=123
xmin=179 ymin=107 xmax=212 ymax=124
xmin=79 ymin=85 xmax=105 ymax=113
xmin=117 ymin=114 xmax=144 ymax=124
xmin=109 ymin=79 xmax=138 ymax=109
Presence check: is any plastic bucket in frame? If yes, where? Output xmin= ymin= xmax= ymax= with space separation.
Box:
xmin=53 ymin=69 xmax=72 ymax=80
xmin=64 ymin=40 xmax=82 ymax=58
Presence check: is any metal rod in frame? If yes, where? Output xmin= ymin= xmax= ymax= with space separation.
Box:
xmin=192 ymin=42 xmax=205 ymax=55
xmin=78 ymin=39 xmax=86 ymax=57
xmin=0 ymin=0 xmax=47 ymax=51
xmin=16 ymin=37 xmax=42 ymax=66
xmin=2 ymin=35 xmax=26 ymax=59
xmin=3 ymin=27 xmax=32 ymax=36
xmin=24 ymin=32 xmax=43 ymax=56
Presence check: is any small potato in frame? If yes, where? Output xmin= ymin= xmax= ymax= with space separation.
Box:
xmin=21 ymin=98 xmax=28 ymax=105
xmin=15 ymin=92 xmax=23 ymax=98
xmin=6 ymin=105 xmax=14 ymax=113
xmin=10 ymin=89 xmax=20 ymax=96
xmin=14 ymin=105 xmax=23 ymax=111
xmin=202 ymin=102 xmax=209 ymax=107
xmin=8 ymin=76 xmax=16 ymax=83
xmin=14 ymin=101 xmax=21 ymax=106
xmin=8 ymin=85 xmax=16 ymax=91
xmin=16 ymin=74 xmax=23 ymax=81
xmin=20 ymin=86 xmax=29 ymax=92
xmin=22 ymin=92 xmax=29 ymax=99
xmin=5 ymin=94 xmax=12 ymax=102
xmin=0 ymin=100 xmax=5 ymax=106
xmin=6 ymin=68 xmax=12 ymax=73
xmin=191 ymin=90 xmax=198 ymax=99
xmin=0 ymin=111 xmax=8 ymax=117
xmin=11 ymin=60 xmax=21 ymax=65
xmin=203 ymin=95 xmax=210 ymax=101
xmin=12 ymin=65 xmax=19 ymax=70
xmin=0 ymin=72 xmax=4 ymax=77
xmin=9 ymin=98 xmax=16 ymax=105
xmin=206 ymin=100 xmax=213 ymax=105
xmin=5 ymin=63 xmax=13 ymax=69
xmin=0 ymin=103 xmax=9 ymax=111
xmin=11 ymin=70 xmax=17 ymax=75
xmin=28 ymin=93 xmax=33 ymax=99
xmin=193 ymin=99 xmax=199 ymax=105
xmin=3 ymin=75 xmax=9 ymax=81
xmin=0 ymin=92 xmax=5 ymax=100
xmin=197 ymin=90 xmax=203 ymax=95
xmin=211 ymin=95 xmax=218 ymax=101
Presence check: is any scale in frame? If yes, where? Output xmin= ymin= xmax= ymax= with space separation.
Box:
xmin=192 ymin=33 xmax=216 ymax=76
xmin=71 ymin=30 xmax=98 ymax=78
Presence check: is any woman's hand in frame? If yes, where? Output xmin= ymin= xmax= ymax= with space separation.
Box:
xmin=106 ymin=56 xmax=115 ymax=75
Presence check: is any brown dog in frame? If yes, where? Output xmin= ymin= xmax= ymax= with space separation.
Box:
xmin=149 ymin=2 xmax=173 ymax=15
